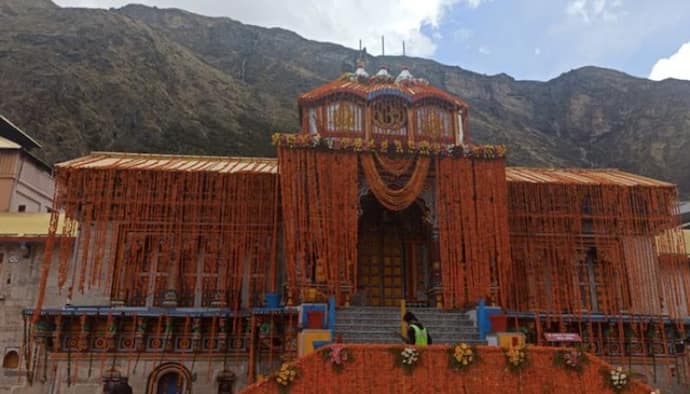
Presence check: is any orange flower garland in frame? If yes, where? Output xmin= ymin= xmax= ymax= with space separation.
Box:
xmin=241 ymin=345 xmax=655 ymax=394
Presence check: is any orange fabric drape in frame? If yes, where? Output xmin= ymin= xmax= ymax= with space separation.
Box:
xmin=435 ymin=157 xmax=511 ymax=308
xmin=278 ymin=148 xmax=359 ymax=301
xmin=361 ymin=153 xmax=430 ymax=211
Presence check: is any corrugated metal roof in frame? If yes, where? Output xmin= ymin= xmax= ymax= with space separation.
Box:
xmin=505 ymin=167 xmax=674 ymax=187
xmin=0 ymin=115 xmax=41 ymax=150
xmin=57 ymin=152 xmax=278 ymax=174
xmin=0 ymin=135 xmax=21 ymax=149
xmin=0 ymin=213 xmax=71 ymax=237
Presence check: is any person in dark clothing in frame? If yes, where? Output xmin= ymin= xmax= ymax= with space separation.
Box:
xmin=403 ymin=312 xmax=432 ymax=345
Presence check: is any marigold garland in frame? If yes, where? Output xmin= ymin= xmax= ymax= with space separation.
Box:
xmin=272 ymin=133 xmax=507 ymax=159
xmin=242 ymin=345 xmax=656 ymax=394
xmin=360 ymin=153 xmax=430 ymax=211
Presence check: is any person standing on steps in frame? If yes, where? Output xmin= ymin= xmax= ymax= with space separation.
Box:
xmin=403 ymin=312 xmax=432 ymax=345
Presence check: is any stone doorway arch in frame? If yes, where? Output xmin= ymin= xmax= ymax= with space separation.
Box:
xmin=146 ymin=362 xmax=192 ymax=394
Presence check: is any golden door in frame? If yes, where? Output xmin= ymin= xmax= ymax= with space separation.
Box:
xmin=358 ymin=227 xmax=403 ymax=306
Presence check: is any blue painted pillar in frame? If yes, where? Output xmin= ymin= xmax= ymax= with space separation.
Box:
xmin=478 ymin=299 xmax=487 ymax=340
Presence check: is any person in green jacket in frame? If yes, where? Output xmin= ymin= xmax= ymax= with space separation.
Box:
xmin=403 ymin=312 xmax=432 ymax=345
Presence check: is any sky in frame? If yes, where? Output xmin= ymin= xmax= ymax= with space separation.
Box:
xmin=53 ymin=0 xmax=690 ymax=81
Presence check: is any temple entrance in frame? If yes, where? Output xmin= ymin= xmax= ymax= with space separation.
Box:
xmin=357 ymin=195 xmax=432 ymax=306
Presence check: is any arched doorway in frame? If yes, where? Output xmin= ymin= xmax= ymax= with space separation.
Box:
xmin=357 ymin=194 xmax=432 ymax=306
xmin=146 ymin=363 xmax=192 ymax=394
xmin=2 ymin=350 xmax=19 ymax=369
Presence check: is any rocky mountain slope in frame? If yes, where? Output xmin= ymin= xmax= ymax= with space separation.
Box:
xmin=1 ymin=0 xmax=689 ymax=194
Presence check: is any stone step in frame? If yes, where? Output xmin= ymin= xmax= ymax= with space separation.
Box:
xmin=334 ymin=318 xmax=474 ymax=326
xmin=339 ymin=335 xmax=484 ymax=345
xmin=334 ymin=306 xmax=482 ymax=346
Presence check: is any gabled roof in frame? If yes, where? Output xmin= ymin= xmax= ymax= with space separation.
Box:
xmin=57 ymin=152 xmax=278 ymax=174
xmin=0 ymin=115 xmax=41 ymax=150
xmin=505 ymin=167 xmax=674 ymax=188
xmin=298 ymin=78 xmax=467 ymax=109
xmin=0 ymin=135 xmax=21 ymax=150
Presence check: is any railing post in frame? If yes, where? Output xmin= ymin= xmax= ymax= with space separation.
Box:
xmin=400 ymin=299 xmax=407 ymax=341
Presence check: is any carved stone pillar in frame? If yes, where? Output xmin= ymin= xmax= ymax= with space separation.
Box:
xmin=429 ymin=229 xmax=444 ymax=309
xmin=163 ymin=246 xmax=179 ymax=307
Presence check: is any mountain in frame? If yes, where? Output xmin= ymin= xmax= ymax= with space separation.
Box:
xmin=1 ymin=1 xmax=690 ymax=195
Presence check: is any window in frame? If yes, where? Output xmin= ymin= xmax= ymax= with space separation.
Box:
xmin=2 ymin=351 xmax=19 ymax=369
xmin=415 ymin=106 xmax=452 ymax=141
xmin=325 ymin=102 xmax=363 ymax=134
xmin=577 ymin=248 xmax=601 ymax=312
xmin=17 ymin=205 xmax=26 ymax=212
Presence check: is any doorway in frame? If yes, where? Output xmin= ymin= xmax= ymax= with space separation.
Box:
xmin=357 ymin=195 xmax=431 ymax=306
xmin=147 ymin=363 xmax=191 ymax=394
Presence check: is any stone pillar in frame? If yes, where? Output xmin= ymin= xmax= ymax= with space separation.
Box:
xmin=426 ymin=229 xmax=444 ymax=309
xmin=163 ymin=248 xmax=179 ymax=307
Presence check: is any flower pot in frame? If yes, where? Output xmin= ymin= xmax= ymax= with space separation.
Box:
xmin=489 ymin=314 xmax=508 ymax=332
xmin=305 ymin=311 xmax=325 ymax=329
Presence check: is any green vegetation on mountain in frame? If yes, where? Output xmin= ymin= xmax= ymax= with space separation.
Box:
xmin=2 ymin=0 xmax=689 ymax=194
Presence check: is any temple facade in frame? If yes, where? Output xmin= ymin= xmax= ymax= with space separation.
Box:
xmin=4 ymin=64 xmax=689 ymax=393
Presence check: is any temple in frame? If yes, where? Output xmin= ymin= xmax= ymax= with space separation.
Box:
xmin=7 ymin=64 xmax=689 ymax=393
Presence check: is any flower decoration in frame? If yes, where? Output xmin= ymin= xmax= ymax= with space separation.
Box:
xmin=554 ymin=348 xmax=588 ymax=373
xmin=321 ymin=345 xmax=354 ymax=373
xmin=393 ymin=140 xmax=404 ymax=154
xmin=448 ymin=343 xmax=478 ymax=371
xmin=504 ymin=345 xmax=528 ymax=372
xmin=272 ymin=133 xmax=506 ymax=159
xmin=603 ymin=366 xmax=629 ymax=393
xmin=274 ymin=363 xmax=299 ymax=393
xmin=390 ymin=346 xmax=422 ymax=375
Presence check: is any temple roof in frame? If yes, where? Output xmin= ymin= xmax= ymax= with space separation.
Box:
xmin=505 ymin=167 xmax=674 ymax=188
xmin=57 ymin=152 xmax=278 ymax=174
xmin=58 ymin=153 xmax=675 ymax=189
xmin=298 ymin=74 xmax=467 ymax=109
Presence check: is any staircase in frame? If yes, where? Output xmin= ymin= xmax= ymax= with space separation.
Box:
xmin=334 ymin=307 xmax=483 ymax=345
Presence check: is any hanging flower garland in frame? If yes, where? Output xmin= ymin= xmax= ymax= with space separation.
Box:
xmin=272 ymin=133 xmax=507 ymax=159
xmin=448 ymin=343 xmax=479 ymax=371
xmin=390 ymin=346 xmax=423 ymax=375
xmin=602 ymin=366 xmax=630 ymax=393
xmin=320 ymin=345 xmax=354 ymax=373
xmin=274 ymin=363 xmax=300 ymax=394
xmin=504 ymin=345 xmax=528 ymax=373
xmin=554 ymin=347 xmax=588 ymax=373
